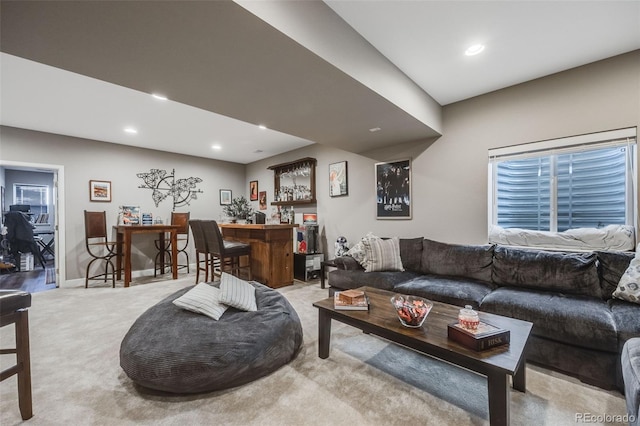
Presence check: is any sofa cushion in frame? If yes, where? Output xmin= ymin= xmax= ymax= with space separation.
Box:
xmin=492 ymin=246 xmax=601 ymax=298
xmin=610 ymin=299 xmax=640 ymax=350
xmin=346 ymin=232 xmax=379 ymax=264
xmin=420 ymin=239 xmax=494 ymax=283
xmin=333 ymin=255 xmax=364 ymax=271
xmin=399 ymin=237 xmax=423 ymax=272
xmin=394 ymin=275 xmax=494 ymax=309
xmin=480 ymin=287 xmax=617 ymax=352
xmin=613 ymin=255 xmax=640 ymax=305
xmin=361 ymin=237 xmax=404 ymax=272
xmin=328 ymin=270 xmax=421 ymax=292
xmin=596 ymin=251 xmax=634 ymax=299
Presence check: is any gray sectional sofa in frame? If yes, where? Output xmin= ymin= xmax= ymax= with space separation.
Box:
xmin=328 ymin=237 xmax=640 ymax=391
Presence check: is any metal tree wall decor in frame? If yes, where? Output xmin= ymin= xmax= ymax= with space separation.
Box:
xmin=136 ymin=168 xmax=203 ymax=210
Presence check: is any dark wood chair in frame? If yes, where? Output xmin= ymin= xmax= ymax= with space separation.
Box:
xmin=84 ymin=210 xmax=120 ymax=288
xmin=154 ymin=212 xmax=190 ymax=277
xmin=189 ymin=219 xmax=210 ymax=283
xmin=200 ymin=220 xmax=251 ymax=280
xmin=0 ymin=290 xmax=33 ymax=420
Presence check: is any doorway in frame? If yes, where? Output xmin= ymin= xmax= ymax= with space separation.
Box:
xmin=0 ymin=160 xmax=65 ymax=290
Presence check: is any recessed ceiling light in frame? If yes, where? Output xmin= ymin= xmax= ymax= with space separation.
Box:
xmin=258 ymin=124 xmax=267 ymax=130
xmin=369 ymin=127 xmax=381 ymax=132
xmin=151 ymin=93 xmax=168 ymax=101
xmin=465 ymin=44 xmax=485 ymax=56
xmin=211 ymin=144 xmax=222 ymax=150
xmin=124 ymin=127 xmax=138 ymax=134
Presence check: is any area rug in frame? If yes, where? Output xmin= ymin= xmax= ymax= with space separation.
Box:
xmin=0 ymin=275 xmax=628 ymax=425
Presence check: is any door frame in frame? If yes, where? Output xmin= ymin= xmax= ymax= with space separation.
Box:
xmin=0 ymin=160 xmax=65 ymax=286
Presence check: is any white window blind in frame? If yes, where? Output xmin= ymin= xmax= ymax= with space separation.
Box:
xmin=488 ymin=127 xmax=637 ymax=235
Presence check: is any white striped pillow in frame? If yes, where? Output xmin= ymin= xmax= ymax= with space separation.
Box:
xmin=172 ymin=283 xmax=228 ymax=320
xmin=219 ymin=273 xmax=258 ymax=312
xmin=361 ymin=236 xmax=405 ymax=272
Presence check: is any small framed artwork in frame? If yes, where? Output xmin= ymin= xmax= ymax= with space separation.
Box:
xmin=329 ymin=161 xmax=348 ymax=197
xmin=375 ymin=158 xmax=411 ymax=219
xmin=250 ymin=180 xmax=259 ymax=201
xmin=89 ymin=180 xmax=112 ymax=202
xmin=259 ymin=191 xmax=267 ymax=210
xmin=220 ymin=189 xmax=232 ymax=205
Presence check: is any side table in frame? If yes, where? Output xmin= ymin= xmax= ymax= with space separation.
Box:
xmin=320 ymin=258 xmax=338 ymax=289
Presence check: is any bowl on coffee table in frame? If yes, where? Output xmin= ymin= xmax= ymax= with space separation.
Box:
xmin=390 ymin=294 xmax=433 ymax=328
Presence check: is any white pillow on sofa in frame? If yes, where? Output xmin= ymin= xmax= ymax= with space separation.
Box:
xmin=172 ymin=283 xmax=228 ymax=320
xmin=219 ymin=272 xmax=258 ymax=312
xmin=361 ymin=236 xmax=404 ymax=273
xmin=614 ymin=254 xmax=640 ymax=305
xmin=347 ymin=232 xmax=379 ymax=265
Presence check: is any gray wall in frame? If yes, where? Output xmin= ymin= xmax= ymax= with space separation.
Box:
xmin=247 ymin=50 xmax=640 ymax=256
xmin=1 ymin=50 xmax=638 ymax=281
xmin=0 ymin=127 xmax=245 ymax=281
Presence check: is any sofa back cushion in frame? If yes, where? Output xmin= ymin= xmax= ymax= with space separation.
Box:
xmin=399 ymin=238 xmax=424 ymax=272
xmin=420 ymin=239 xmax=494 ymax=283
xmin=492 ymin=246 xmax=601 ymax=298
xmin=596 ymin=251 xmax=634 ymax=299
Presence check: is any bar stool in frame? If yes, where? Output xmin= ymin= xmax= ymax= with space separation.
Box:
xmin=201 ymin=220 xmax=252 ymax=280
xmin=154 ymin=212 xmax=190 ymax=277
xmin=0 ymin=290 xmax=33 ymax=420
xmin=189 ymin=220 xmax=210 ymax=283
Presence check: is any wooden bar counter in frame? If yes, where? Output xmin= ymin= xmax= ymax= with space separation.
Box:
xmin=219 ymin=223 xmax=296 ymax=288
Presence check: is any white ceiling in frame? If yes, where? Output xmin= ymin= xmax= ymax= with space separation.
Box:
xmin=1 ymin=1 xmax=639 ymax=164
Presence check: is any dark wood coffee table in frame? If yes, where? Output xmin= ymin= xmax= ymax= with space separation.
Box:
xmin=312 ymin=286 xmax=533 ymax=426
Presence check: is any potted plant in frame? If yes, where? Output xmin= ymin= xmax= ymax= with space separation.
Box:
xmin=223 ymin=196 xmax=254 ymax=223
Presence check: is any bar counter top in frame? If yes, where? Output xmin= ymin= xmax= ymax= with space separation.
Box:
xmin=218 ymin=223 xmax=298 ymax=230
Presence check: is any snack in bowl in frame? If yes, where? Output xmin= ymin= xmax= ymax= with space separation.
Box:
xmin=390 ymin=294 xmax=433 ymax=328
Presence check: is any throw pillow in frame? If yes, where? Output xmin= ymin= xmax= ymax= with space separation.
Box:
xmin=361 ymin=236 xmax=404 ymax=273
xmin=172 ymin=283 xmax=228 ymax=320
xmin=346 ymin=232 xmax=379 ymax=265
xmin=614 ymin=255 xmax=640 ymax=305
xmin=219 ymin=272 xmax=258 ymax=311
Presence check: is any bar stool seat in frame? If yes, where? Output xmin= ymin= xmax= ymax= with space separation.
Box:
xmin=0 ymin=290 xmax=33 ymax=420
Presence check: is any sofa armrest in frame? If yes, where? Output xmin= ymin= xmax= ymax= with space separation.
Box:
xmin=333 ymin=256 xmax=364 ymax=271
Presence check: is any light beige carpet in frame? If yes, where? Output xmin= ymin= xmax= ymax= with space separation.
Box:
xmin=0 ymin=275 xmax=629 ymax=425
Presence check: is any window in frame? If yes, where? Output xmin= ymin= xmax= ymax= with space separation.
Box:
xmin=489 ymin=128 xmax=637 ymax=233
xmin=13 ymin=183 xmax=50 ymax=223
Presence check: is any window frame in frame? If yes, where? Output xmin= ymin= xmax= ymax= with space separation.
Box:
xmin=13 ymin=182 xmax=50 ymax=224
xmin=488 ymin=127 xmax=637 ymax=239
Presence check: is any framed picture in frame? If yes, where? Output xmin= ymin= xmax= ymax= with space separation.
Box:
xmin=220 ymin=189 xmax=232 ymax=205
xmin=375 ymin=159 xmax=411 ymax=219
xmin=250 ymin=180 xmax=259 ymax=201
xmin=259 ymin=191 xmax=267 ymax=210
xmin=89 ymin=180 xmax=112 ymax=202
xmin=329 ymin=161 xmax=348 ymax=197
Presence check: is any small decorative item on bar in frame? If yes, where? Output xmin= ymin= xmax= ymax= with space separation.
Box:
xmin=119 ymin=206 xmax=140 ymax=225
xmin=390 ymin=294 xmax=432 ymax=328
xmin=141 ymin=212 xmax=153 ymax=225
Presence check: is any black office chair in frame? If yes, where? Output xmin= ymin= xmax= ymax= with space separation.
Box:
xmin=3 ymin=212 xmax=45 ymax=271
xmin=200 ymin=220 xmax=251 ymax=280
xmin=154 ymin=212 xmax=190 ymax=277
xmin=84 ymin=210 xmax=120 ymax=288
